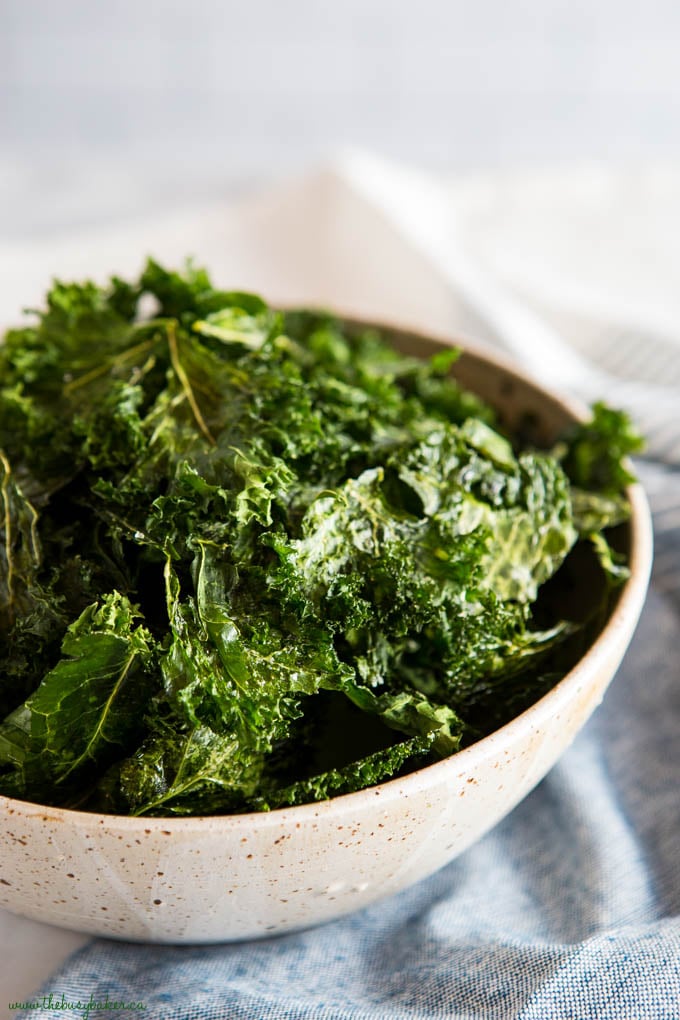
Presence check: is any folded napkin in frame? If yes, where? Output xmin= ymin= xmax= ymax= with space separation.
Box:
xmin=6 ymin=154 xmax=680 ymax=1019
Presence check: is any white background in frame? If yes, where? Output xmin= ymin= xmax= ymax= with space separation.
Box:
xmin=2 ymin=0 xmax=680 ymax=237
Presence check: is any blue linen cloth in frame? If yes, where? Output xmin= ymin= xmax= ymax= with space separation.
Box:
xmin=15 ymin=455 xmax=680 ymax=1019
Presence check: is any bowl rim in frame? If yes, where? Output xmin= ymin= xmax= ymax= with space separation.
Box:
xmin=0 ymin=317 xmax=654 ymax=832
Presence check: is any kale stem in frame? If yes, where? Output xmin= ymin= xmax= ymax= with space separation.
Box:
xmin=0 ymin=452 xmax=14 ymax=621
xmin=166 ymin=320 xmax=215 ymax=445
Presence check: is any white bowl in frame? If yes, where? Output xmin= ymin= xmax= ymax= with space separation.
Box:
xmin=0 ymin=323 xmax=653 ymax=943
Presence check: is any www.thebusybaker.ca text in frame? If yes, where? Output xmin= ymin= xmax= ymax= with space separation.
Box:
xmin=9 ymin=991 xmax=147 ymax=1017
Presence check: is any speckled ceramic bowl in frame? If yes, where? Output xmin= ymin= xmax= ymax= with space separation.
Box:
xmin=0 ymin=322 xmax=653 ymax=943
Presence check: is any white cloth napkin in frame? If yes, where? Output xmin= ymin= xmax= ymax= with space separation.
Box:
xmin=1 ymin=153 xmax=678 ymax=1006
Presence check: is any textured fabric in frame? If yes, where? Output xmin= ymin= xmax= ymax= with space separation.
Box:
xmin=12 ymin=161 xmax=680 ymax=1019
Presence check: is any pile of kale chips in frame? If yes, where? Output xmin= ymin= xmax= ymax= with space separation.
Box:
xmin=0 ymin=262 xmax=642 ymax=815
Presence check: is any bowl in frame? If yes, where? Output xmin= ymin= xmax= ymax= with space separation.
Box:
xmin=0 ymin=320 xmax=653 ymax=944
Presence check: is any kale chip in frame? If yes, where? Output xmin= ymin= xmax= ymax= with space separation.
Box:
xmin=0 ymin=261 xmax=641 ymax=814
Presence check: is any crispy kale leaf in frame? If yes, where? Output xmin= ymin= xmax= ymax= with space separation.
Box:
xmin=0 ymin=261 xmax=639 ymax=814
xmin=562 ymin=401 xmax=644 ymax=495
xmin=0 ymin=593 xmax=155 ymax=802
xmin=559 ymin=404 xmax=642 ymax=584
xmin=0 ymin=453 xmax=68 ymax=709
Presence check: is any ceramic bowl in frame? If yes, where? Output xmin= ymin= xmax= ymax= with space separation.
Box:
xmin=0 ymin=321 xmax=653 ymax=944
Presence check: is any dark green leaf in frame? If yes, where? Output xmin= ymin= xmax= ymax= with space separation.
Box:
xmin=561 ymin=402 xmax=644 ymax=494
xmin=0 ymin=593 xmax=156 ymax=802
xmin=0 ymin=262 xmax=638 ymax=814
